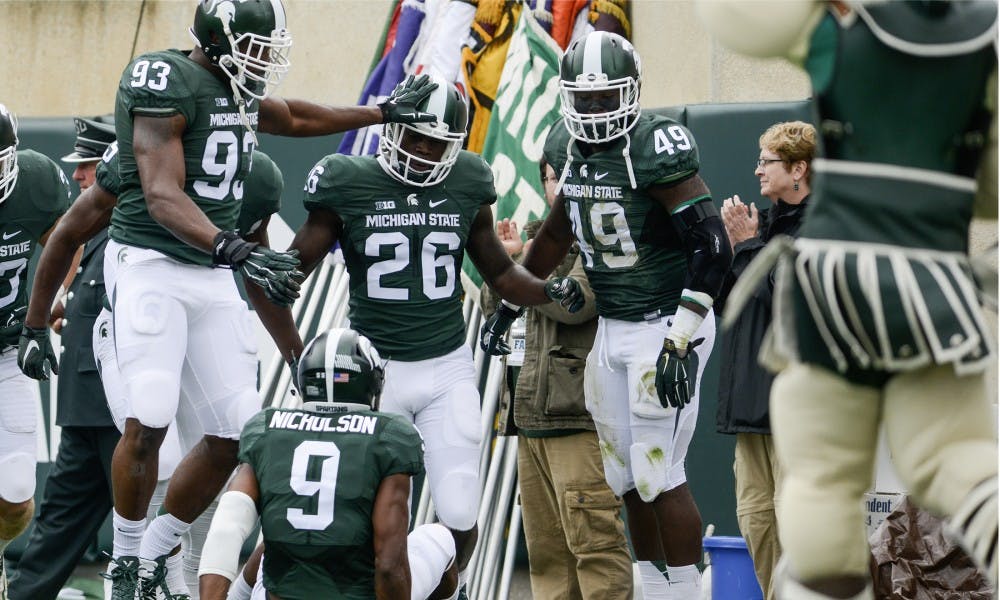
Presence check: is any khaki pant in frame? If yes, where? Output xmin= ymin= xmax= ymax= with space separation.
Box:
xmin=734 ymin=433 xmax=782 ymax=600
xmin=518 ymin=432 xmax=633 ymax=600
xmin=771 ymin=362 xmax=997 ymax=581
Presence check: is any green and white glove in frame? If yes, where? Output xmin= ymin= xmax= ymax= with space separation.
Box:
xmin=544 ymin=277 xmax=585 ymax=313
xmin=378 ymin=74 xmax=439 ymax=125
xmin=19 ymin=325 xmax=59 ymax=381
xmin=655 ymin=338 xmax=704 ymax=409
xmin=212 ymin=231 xmax=303 ymax=307
xmin=479 ymin=301 xmax=524 ymax=356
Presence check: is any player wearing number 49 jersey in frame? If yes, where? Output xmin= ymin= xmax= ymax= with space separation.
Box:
xmin=489 ymin=31 xmax=734 ymax=599
xmin=0 ymin=102 xmax=72 ymax=596
xmin=257 ymin=74 xmax=587 ymax=594
xmin=199 ymin=328 xmax=459 ymax=600
xmin=90 ymin=1 xmax=445 ymax=598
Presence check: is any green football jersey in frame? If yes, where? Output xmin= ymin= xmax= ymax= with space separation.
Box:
xmin=0 ymin=150 xmax=72 ymax=335
xmin=110 ymin=49 xmax=258 ymax=266
xmin=303 ymin=152 xmax=496 ymax=360
xmin=239 ymin=407 xmax=424 ymax=600
xmin=99 ymin=145 xmax=280 ymax=236
xmin=544 ymin=114 xmax=694 ymax=321
xmin=237 ymin=150 xmax=283 ymax=237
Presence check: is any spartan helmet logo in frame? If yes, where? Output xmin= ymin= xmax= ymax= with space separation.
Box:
xmin=580 ymin=164 xmax=589 ymax=179
xmin=211 ymin=0 xmax=237 ymax=27
xmin=406 ymin=193 xmax=419 ymax=207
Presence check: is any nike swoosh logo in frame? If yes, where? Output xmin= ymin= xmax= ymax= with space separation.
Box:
xmin=594 ymin=172 xmax=609 ymax=181
xmin=429 ymin=199 xmax=448 ymax=208
xmin=2 ymin=230 xmax=21 ymax=240
xmin=24 ymin=340 xmax=39 ymax=360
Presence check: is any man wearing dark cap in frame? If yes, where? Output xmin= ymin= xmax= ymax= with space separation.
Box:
xmin=7 ymin=116 xmax=119 ymax=600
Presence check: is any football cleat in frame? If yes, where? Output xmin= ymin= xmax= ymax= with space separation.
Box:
xmin=102 ymin=555 xmax=140 ymax=600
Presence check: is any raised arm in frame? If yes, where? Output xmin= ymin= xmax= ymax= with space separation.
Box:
xmin=373 ymin=473 xmax=413 ymax=600
xmin=24 ymin=182 xmax=117 ymax=329
xmin=259 ymin=74 xmax=440 ymax=137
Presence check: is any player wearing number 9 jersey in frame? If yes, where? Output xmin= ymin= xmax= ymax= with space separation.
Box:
xmin=100 ymin=1 xmax=447 ymax=597
xmin=257 ymin=74 xmax=590 ymax=592
xmin=0 ymin=102 xmax=71 ymax=593
xmin=519 ymin=31 xmax=733 ymax=598
xmin=198 ymin=328 xmax=458 ymax=600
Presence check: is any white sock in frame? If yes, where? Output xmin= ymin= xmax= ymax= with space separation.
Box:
xmin=227 ymin=574 xmax=253 ymax=600
xmin=666 ymin=564 xmax=701 ymax=598
xmin=183 ymin=498 xmax=217 ymax=600
xmin=639 ymin=561 xmax=670 ymax=600
xmin=165 ymin=551 xmax=190 ymax=596
xmin=140 ymin=512 xmax=191 ymax=560
xmin=112 ymin=510 xmax=146 ymax=558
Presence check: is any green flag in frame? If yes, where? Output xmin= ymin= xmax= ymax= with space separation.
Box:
xmin=462 ymin=9 xmax=564 ymax=293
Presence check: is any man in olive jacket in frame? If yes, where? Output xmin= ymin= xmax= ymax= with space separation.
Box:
xmin=481 ymin=161 xmax=632 ymax=600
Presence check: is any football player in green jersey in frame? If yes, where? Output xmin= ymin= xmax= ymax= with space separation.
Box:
xmin=199 ymin=328 xmax=458 ymax=600
xmin=699 ymin=2 xmax=998 ymax=598
xmin=481 ymin=31 xmax=734 ymax=598
xmin=254 ymin=74 xmax=585 ymax=596
xmin=22 ymin=145 xmax=285 ymax=599
xmin=0 ymin=102 xmax=73 ymax=598
xmin=93 ymin=0 xmax=441 ymax=597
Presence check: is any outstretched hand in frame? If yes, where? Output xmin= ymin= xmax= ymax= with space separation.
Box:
xmin=379 ymin=74 xmax=439 ymax=125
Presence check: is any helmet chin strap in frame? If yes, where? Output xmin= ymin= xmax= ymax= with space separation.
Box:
xmin=302 ymin=401 xmax=372 ymax=413
xmin=221 ymin=63 xmax=259 ymax=147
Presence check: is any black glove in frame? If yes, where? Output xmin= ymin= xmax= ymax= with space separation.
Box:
xmin=544 ymin=277 xmax=585 ymax=313
xmin=655 ymin=338 xmax=704 ymax=409
xmin=18 ymin=325 xmax=59 ymax=381
xmin=212 ymin=231 xmax=304 ymax=307
xmin=1 ymin=306 xmax=26 ymax=349
xmin=479 ymin=302 xmax=524 ymax=356
xmin=378 ymin=74 xmax=439 ymax=125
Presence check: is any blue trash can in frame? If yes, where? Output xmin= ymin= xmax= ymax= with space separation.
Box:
xmin=703 ymin=536 xmax=763 ymax=599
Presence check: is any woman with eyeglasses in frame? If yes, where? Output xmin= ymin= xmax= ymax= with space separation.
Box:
xmin=714 ymin=120 xmax=816 ymax=600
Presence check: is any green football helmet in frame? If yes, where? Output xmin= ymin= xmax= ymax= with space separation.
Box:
xmin=378 ymin=74 xmax=468 ymax=187
xmin=0 ymin=103 xmax=18 ymax=205
xmin=559 ymin=31 xmax=642 ymax=143
xmin=298 ymin=328 xmax=384 ymax=410
xmin=190 ymin=0 xmax=292 ymax=101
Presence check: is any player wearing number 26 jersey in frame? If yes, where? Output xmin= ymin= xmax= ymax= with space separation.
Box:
xmin=259 ymin=74 xmax=587 ymax=590
xmin=515 ymin=31 xmax=733 ymax=598
xmin=0 ymin=103 xmax=71 ymax=592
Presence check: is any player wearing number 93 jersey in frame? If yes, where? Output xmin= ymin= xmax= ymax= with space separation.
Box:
xmin=260 ymin=74 xmax=589 ymax=588
xmin=0 ymin=103 xmax=71 ymax=590
xmin=98 ymin=2 xmax=449 ymax=596
xmin=518 ymin=31 xmax=733 ymax=598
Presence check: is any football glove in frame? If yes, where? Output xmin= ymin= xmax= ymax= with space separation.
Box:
xmin=378 ymin=74 xmax=439 ymax=125
xmin=212 ymin=231 xmax=304 ymax=307
xmin=19 ymin=325 xmax=59 ymax=381
xmin=1 ymin=306 xmax=26 ymax=349
xmin=479 ymin=302 xmax=524 ymax=356
xmin=655 ymin=338 xmax=704 ymax=409
xmin=544 ymin=277 xmax=585 ymax=313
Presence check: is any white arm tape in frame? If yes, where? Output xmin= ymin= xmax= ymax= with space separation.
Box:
xmin=198 ymin=491 xmax=259 ymax=582
xmin=666 ymin=289 xmax=713 ymax=348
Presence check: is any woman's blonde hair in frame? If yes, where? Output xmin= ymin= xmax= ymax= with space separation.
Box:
xmin=759 ymin=120 xmax=817 ymax=183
